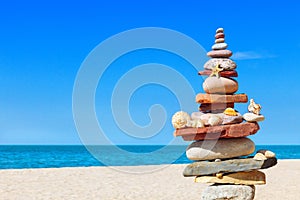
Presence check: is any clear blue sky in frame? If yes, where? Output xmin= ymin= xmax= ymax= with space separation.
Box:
xmin=0 ymin=0 xmax=299 ymax=145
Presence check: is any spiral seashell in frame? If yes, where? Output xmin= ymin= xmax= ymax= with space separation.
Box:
xmin=172 ymin=111 xmax=191 ymax=129
xmin=248 ymin=99 xmax=262 ymax=115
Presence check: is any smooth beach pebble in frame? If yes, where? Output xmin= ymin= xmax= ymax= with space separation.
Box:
xmin=207 ymin=49 xmax=233 ymax=58
xmin=215 ymin=38 xmax=225 ymax=43
xmin=243 ymin=113 xmax=265 ymax=122
xmin=203 ymin=77 xmax=238 ymax=94
xmin=212 ymin=43 xmax=228 ymax=50
xmin=186 ymin=138 xmax=255 ymax=161
xmin=216 ymin=27 xmax=224 ymax=33
xmin=204 ymin=58 xmax=237 ymax=70
xmin=215 ymin=32 xmax=225 ymax=39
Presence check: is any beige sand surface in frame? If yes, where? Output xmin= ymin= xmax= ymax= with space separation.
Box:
xmin=0 ymin=160 xmax=299 ymax=200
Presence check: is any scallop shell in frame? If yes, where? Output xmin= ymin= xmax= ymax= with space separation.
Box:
xmin=223 ymin=108 xmax=238 ymax=116
xmin=171 ymin=111 xmax=191 ymax=129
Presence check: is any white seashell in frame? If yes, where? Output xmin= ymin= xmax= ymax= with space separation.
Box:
xmin=171 ymin=111 xmax=191 ymax=129
xmin=200 ymin=113 xmax=213 ymax=126
xmin=186 ymin=119 xmax=204 ymax=128
xmin=208 ymin=115 xmax=223 ymax=126
xmin=257 ymin=150 xmax=276 ymax=158
xmin=253 ymin=153 xmax=267 ymax=161
xmin=248 ymin=99 xmax=262 ymax=115
xmin=265 ymin=150 xmax=276 ymax=158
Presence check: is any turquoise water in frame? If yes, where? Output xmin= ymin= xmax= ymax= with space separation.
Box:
xmin=0 ymin=145 xmax=299 ymax=169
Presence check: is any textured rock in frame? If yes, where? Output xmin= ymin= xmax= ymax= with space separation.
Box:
xmin=201 ymin=185 xmax=255 ymax=200
xmin=186 ymin=138 xmax=255 ymax=161
xmin=243 ymin=112 xmax=265 ymax=122
xmin=215 ymin=32 xmax=225 ymax=39
xmin=207 ymin=50 xmax=232 ymax=58
xmin=196 ymin=93 xmax=248 ymax=104
xmin=203 ymin=77 xmax=238 ymax=94
xmin=199 ymin=103 xmax=235 ymax=113
xmin=195 ymin=170 xmax=266 ymax=185
xmin=198 ymin=70 xmax=238 ymax=77
xmin=183 ymin=157 xmax=277 ymax=176
xmin=215 ymin=38 xmax=225 ymax=43
xmin=204 ymin=58 xmax=237 ymax=70
xmin=212 ymin=43 xmax=228 ymax=50
xmin=174 ymin=122 xmax=260 ymax=141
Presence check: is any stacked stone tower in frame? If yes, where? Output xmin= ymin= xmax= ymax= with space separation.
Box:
xmin=171 ymin=28 xmax=277 ymax=200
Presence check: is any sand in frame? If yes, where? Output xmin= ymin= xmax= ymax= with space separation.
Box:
xmin=0 ymin=160 xmax=299 ymax=200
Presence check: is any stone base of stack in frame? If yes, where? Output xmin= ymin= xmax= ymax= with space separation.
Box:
xmin=201 ymin=184 xmax=255 ymax=200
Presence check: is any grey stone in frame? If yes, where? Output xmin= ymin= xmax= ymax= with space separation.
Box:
xmin=204 ymin=58 xmax=237 ymax=70
xmin=212 ymin=43 xmax=228 ymax=50
xmin=186 ymin=138 xmax=255 ymax=161
xmin=183 ymin=157 xmax=277 ymax=176
xmin=201 ymin=185 xmax=255 ymax=200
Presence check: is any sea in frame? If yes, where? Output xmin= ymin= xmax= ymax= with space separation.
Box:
xmin=0 ymin=145 xmax=299 ymax=169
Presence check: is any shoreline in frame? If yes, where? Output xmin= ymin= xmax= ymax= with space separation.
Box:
xmin=0 ymin=158 xmax=299 ymax=171
xmin=0 ymin=160 xmax=299 ymax=199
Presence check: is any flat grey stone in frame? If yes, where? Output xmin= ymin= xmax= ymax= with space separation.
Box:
xmin=183 ymin=157 xmax=277 ymax=176
xmin=201 ymin=184 xmax=255 ymax=200
xmin=186 ymin=138 xmax=255 ymax=161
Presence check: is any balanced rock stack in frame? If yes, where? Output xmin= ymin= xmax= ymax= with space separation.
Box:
xmin=171 ymin=28 xmax=277 ymax=200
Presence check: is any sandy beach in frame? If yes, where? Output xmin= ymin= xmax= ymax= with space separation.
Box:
xmin=0 ymin=160 xmax=299 ymax=200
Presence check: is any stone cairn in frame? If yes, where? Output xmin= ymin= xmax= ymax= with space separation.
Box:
xmin=171 ymin=28 xmax=277 ymax=200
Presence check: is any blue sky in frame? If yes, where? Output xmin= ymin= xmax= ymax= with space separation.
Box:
xmin=0 ymin=0 xmax=299 ymax=145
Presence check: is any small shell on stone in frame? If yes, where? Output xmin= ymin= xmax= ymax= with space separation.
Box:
xmin=186 ymin=119 xmax=204 ymax=128
xmin=172 ymin=111 xmax=191 ymax=129
xmin=215 ymin=159 xmax=221 ymax=162
xmin=223 ymin=108 xmax=238 ymax=116
xmin=216 ymin=173 xmax=223 ymax=178
xmin=248 ymin=99 xmax=262 ymax=115
xmin=253 ymin=153 xmax=267 ymax=161
xmin=208 ymin=115 xmax=223 ymax=126
xmin=265 ymin=151 xmax=276 ymax=158
xmin=257 ymin=150 xmax=276 ymax=158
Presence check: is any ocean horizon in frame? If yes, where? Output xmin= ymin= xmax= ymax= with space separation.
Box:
xmin=0 ymin=145 xmax=299 ymax=169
